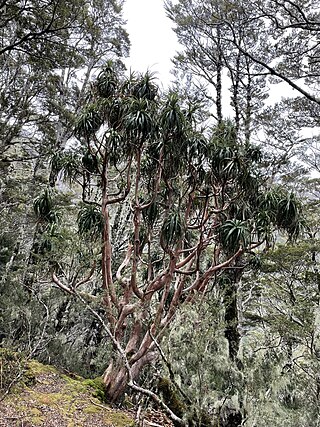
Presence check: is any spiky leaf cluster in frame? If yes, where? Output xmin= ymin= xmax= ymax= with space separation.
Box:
xmin=33 ymin=188 xmax=60 ymax=224
xmin=219 ymin=219 xmax=251 ymax=251
xmin=75 ymin=104 xmax=104 ymax=137
xmin=161 ymin=211 xmax=185 ymax=247
xmin=77 ymin=204 xmax=104 ymax=240
xmin=96 ymin=63 xmax=118 ymax=99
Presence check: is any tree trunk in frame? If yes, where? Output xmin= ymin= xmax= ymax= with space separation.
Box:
xmin=223 ymin=260 xmax=244 ymax=362
xmin=103 ymin=359 xmax=128 ymax=403
xmin=224 ymin=279 xmax=240 ymax=361
xmin=103 ymin=350 xmax=158 ymax=403
xmin=216 ymin=24 xmax=223 ymax=125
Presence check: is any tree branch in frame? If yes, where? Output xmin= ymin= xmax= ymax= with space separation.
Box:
xmin=73 ymin=290 xmax=187 ymax=426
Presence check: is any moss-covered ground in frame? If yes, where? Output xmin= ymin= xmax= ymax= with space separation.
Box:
xmin=0 ymin=355 xmax=135 ymax=427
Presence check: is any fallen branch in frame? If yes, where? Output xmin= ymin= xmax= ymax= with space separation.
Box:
xmin=89 ymin=398 xmax=112 ymax=411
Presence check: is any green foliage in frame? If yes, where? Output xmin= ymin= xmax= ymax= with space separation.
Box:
xmin=211 ymin=119 xmax=237 ymax=147
xmin=162 ymin=296 xmax=243 ymax=426
xmin=106 ymin=98 xmax=126 ymax=130
xmin=58 ymin=152 xmax=82 ymax=183
xmin=105 ymin=129 xmax=126 ymax=165
xmin=161 ymin=92 xmax=186 ymax=138
xmin=69 ymin=66 xmax=308 ymax=412
xmin=0 ymin=0 xmax=129 ymax=163
xmin=256 ymin=188 xmax=305 ymax=241
xmin=124 ymin=98 xmax=154 ymax=141
xmin=161 ymin=210 xmax=185 ymax=247
xmin=33 ymin=188 xmax=60 ymax=224
xmin=142 ymin=201 xmax=159 ymax=226
xmin=33 ymin=189 xmax=53 ymax=219
xmin=219 ymin=219 xmax=250 ymax=251
xmin=0 ymin=0 xmax=130 ymax=396
xmin=276 ymin=192 xmax=304 ymax=239
xmin=77 ymin=204 xmax=104 ymax=240
xmin=0 ymin=349 xmax=27 ymax=395
xmin=238 ymin=238 xmax=320 ymax=425
xmin=1 ymin=40 xmax=311 ymax=417
xmin=82 ymin=151 xmax=99 ymax=174
xmin=162 ymin=240 xmax=320 ymax=425
xmin=75 ymin=104 xmax=104 ymax=137
xmin=82 ymin=377 xmax=108 ymax=403
xmin=96 ymin=63 xmax=118 ymax=99
xmin=209 ymin=144 xmax=240 ymax=181
xmin=132 ymin=70 xmax=158 ymax=100
xmin=157 ymin=377 xmax=186 ymax=418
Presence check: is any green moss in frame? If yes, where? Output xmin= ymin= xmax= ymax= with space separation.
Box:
xmin=158 ymin=377 xmax=185 ymax=418
xmin=82 ymin=376 xmax=107 ymax=402
xmin=28 ymin=407 xmax=45 ymax=425
xmin=158 ymin=377 xmax=213 ymax=426
xmin=104 ymin=410 xmax=135 ymax=427
xmin=27 ymin=359 xmax=58 ymax=375
xmin=29 ymin=407 xmax=42 ymax=416
xmin=62 ymin=374 xmax=88 ymax=394
xmin=6 ymin=401 xmax=46 ymax=425
xmin=32 ymin=391 xmax=67 ymax=406
xmin=83 ymin=403 xmax=103 ymax=414
xmin=62 ymin=373 xmax=107 ymax=403
xmin=0 ymin=352 xmax=135 ymax=426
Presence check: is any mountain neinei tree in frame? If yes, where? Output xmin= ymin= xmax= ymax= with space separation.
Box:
xmin=51 ymin=63 xmax=302 ymax=404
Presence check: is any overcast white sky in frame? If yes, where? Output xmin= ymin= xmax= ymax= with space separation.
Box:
xmin=122 ymin=1 xmax=305 ymax=108
xmin=123 ymin=0 xmax=180 ymax=86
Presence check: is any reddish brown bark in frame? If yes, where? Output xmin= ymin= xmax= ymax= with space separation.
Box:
xmin=103 ymin=351 xmax=158 ymax=403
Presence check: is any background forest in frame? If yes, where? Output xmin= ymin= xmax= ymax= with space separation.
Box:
xmin=1 ymin=1 xmax=320 ymax=426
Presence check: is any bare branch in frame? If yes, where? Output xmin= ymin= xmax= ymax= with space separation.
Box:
xmin=73 ymin=290 xmax=187 ymax=427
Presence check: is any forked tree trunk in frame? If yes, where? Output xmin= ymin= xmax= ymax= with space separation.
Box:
xmin=103 ymin=349 xmax=158 ymax=403
xmin=103 ymin=360 xmax=128 ymax=402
